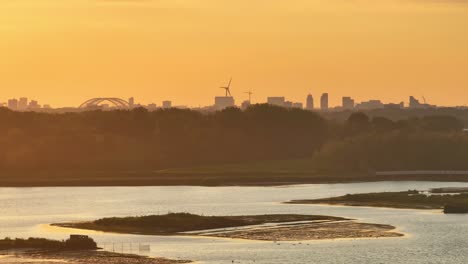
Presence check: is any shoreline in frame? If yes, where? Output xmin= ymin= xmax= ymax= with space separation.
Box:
xmin=2 ymin=171 xmax=468 ymax=187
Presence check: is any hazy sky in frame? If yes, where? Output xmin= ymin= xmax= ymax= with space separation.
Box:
xmin=1 ymin=0 xmax=468 ymax=107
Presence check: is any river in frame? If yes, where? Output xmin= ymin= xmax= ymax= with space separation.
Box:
xmin=1 ymin=181 xmax=468 ymax=263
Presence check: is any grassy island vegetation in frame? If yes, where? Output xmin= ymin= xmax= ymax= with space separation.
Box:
xmin=53 ymin=213 xmax=345 ymax=235
xmin=2 ymin=106 xmax=468 ymax=186
xmin=53 ymin=213 xmax=403 ymax=241
xmin=287 ymin=190 xmax=468 ymax=213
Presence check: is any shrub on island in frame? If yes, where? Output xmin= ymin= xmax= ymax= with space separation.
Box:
xmin=0 ymin=235 xmax=98 ymax=251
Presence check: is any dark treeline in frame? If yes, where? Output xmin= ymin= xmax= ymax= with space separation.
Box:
xmin=1 ymin=105 xmax=467 ymax=174
xmin=313 ymin=112 xmax=468 ymax=172
xmin=321 ymin=107 xmax=468 ymax=126
xmin=0 ymin=104 xmax=326 ymax=170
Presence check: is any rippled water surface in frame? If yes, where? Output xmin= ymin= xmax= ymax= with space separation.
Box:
xmin=2 ymin=181 xmax=468 ymax=263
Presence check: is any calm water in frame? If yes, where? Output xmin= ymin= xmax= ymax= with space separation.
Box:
xmin=2 ymin=181 xmax=468 ymax=263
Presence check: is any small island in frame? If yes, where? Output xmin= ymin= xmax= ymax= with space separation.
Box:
xmin=286 ymin=190 xmax=468 ymax=214
xmin=53 ymin=213 xmax=403 ymax=241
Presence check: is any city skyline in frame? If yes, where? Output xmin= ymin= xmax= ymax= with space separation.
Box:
xmin=0 ymin=93 xmax=440 ymax=111
xmin=1 ymin=86 xmax=460 ymax=108
xmin=0 ymin=82 xmax=465 ymax=109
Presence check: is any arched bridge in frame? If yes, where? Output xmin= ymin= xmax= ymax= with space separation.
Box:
xmin=79 ymin=98 xmax=130 ymax=109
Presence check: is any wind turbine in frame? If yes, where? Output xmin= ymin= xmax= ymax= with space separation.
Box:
xmin=245 ymin=91 xmax=253 ymax=102
xmin=220 ymin=78 xmax=232 ymax=97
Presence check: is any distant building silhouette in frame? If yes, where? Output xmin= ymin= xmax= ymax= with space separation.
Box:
xmin=29 ymin=100 xmax=40 ymax=110
xmin=409 ymin=96 xmax=419 ymax=108
xmin=342 ymin=96 xmax=355 ymax=110
xmin=214 ymin=97 xmax=235 ymax=110
xmin=241 ymin=100 xmax=251 ymax=110
xmin=409 ymin=96 xmax=434 ymax=109
xmin=162 ymin=101 xmax=172 ymax=109
xmin=355 ymin=100 xmax=384 ymax=110
xmin=147 ymin=103 xmax=157 ymax=110
xmin=320 ymin=93 xmax=329 ymax=111
xmin=306 ymin=94 xmax=314 ymax=110
xmin=267 ymin=97 xmax=285 ymax=107
xmin=128 ymin=97 xmax=135 ymax=108
xmin=292 ymin=102 xmax=303 ymax=109
xmin=18 ymin=97 xmax=28 ymax=111
xmin=8 ymin=99 xmax=18 ymax=110
xmin=384 ymin=102 xmax=404 ymax=109
xmin=284 ymin=101 xmax=293 ymax=108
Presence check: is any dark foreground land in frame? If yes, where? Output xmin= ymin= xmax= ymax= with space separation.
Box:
xmin=287 ymin=190 xmax=468 ymax=214
xmin=0 ymin=250 xmax=190 ymax=264
xmin=0 ymin=237 xmax=191 ymax=264
xmin=53 ymin=213 xmax=402 ymax=241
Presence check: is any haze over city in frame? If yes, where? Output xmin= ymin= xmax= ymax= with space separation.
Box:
xmin=1 ymin=0 xmax=468 ymax=107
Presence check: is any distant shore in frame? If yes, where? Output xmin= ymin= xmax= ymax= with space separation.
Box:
xmin=53 ymin=213 xmax=403 ymax=241
xmin=2 ymin=170 xmax=468 ymax=187
xmin=286 ymin=190 xmax=468 ymax=214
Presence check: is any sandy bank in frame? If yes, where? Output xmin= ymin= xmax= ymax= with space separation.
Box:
xmin=190 ymin=220 xmax=402 ymax=241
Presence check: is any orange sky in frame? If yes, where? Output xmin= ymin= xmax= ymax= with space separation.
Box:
xmin=1 ymin=0 xmax=468 ymax=108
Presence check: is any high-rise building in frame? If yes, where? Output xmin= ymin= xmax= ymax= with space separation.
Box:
xmin=214 ymin=97 xmax=234 ymax=110
xmin=320 ymin=93 xmax=329 ymax=110
xmin=18 ymin=97 xmax=28 ymax=110
xmin=342 ymin=96 xmax=355 ymax=110
xmin=128 ymin=97 xmax=135 ymax=108
xmin=8 ymin=99 xmax=18 ymax=110
xmin=306 ymin=94 xmax=314 ymax=110
xmin=267 ymin=97 xmax=285 ymax=107
xmin=162 ymin=101 xmax=172 ymax=109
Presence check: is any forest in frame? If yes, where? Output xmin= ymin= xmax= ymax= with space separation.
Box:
xmin=0 ymin=104 xmax=466 ymax=174
xmin=0 ymin=104 xmax=326 ymax=171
